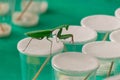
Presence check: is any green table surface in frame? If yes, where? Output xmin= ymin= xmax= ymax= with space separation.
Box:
xmin=0 ymin=0 xmax=120 ymax=80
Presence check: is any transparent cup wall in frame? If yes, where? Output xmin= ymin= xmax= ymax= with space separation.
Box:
xmin=96 ymin=59 xmax=120 ymax=77
xmin=19 ymin=53 xmax=54 ymax=80
xmin=64 ymin=39 xmax=97 ymax=52
xmin=64 ymin=43 xmax=83 ymax=52
xmin=114 ymin=60 xmax=120 ymax=75
xmin=53 ymin=68 xmax=97 ymax=80
xmin=97 ymin=32 xmax=110 ymax=41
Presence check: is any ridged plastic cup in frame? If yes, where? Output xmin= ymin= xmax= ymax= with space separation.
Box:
xmin=52 ymin=52 xmax=99 ymax=80
xmin=81 ymin=15 xmax=120 ymax=41
xmin=53 ymin=25 xmax=97 ymax=52
xmin=82 ymin=41 xmax=120 ymax=77
xmin=17 ymin=37 xmax=64 ymax=80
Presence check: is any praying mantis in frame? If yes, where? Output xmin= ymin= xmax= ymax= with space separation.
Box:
xmin=25 ymin=24 xmax=73 ymax=41
xmin=23 ymin=24 xmax=74 ymax=80
xmin=24 ymin=24 xmax=74 ymax=51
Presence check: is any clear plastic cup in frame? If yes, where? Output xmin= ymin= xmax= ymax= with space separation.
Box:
xmin=115 ymin=8 xmax=120 ymax=19
xmin=105 ymin=75 xmax=120 ymax=80
xmin=12 ymin=0 xmax=41 ymax=27
xmin=110 ymin=30 xmax=120 ymax=75
xmin=81 ymin=15 xmax=120 ymax=41
xmin=12 ymin=12 xmax=39 ymax=27
xmin=21 ymin=0 xmax=48 ymax=14
xmin=53 ymin=25 xmax=97 ymax=52
xmin=0 ymin=0 xmax=15 ymax=37
xmin=82 ymin=41 xmax=120 ymax=77
xmin=17 ymin=37 xmax=64 ymax=80
xmin=52 ymin=52 xmax=99 ymax=80
xmin=110 ymin=30 xmax=120 ymax=43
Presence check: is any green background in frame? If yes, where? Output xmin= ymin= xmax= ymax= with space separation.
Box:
xmin=0 ymin=0 xmax=120 ymax=80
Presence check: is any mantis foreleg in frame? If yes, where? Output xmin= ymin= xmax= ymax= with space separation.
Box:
xmin=57 ymin=28 xmax=74 ymax=43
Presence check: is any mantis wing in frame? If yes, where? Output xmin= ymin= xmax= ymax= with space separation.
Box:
xmin=25 ymin=29 xmax=53 ymax=39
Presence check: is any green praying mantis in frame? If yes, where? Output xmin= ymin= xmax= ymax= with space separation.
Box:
xmin=25 ymin=24 xmax=74 ymax=41
xmin=23 ymin=24 xmax=74 ymax=51
xmin=23 ymin=24 xmax=74 ymax=80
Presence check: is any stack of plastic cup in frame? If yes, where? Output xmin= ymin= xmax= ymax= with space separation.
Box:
xmin=53 ymin=25 xmax=97 ymax=52
xmin=12 ymin=12 xmax=39 ymax=27
xmin=12 ymin=0 xmax=44 ymax=27
xmin=110 ymin=30 xmax=120 ymax=43
xmin=82 ymin=41 xmax=120 ymax=78
xmin=81 ymin=15 xmax=120 ymax=41
xmin=0 ymin=0 xmax=15 ymax=37
xmin=110 ymin=30 xmax=120 ymax=75
xmin=17 ymin=37 xmax=64 ymax=80
xmin=52 ymin=52 xmax=99 ymax=80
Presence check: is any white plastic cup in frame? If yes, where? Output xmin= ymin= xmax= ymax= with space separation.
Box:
xmin=12 ymin=12 xmax=39 ymax=27
xmin=81 ymin=15 xmax=120 ymax=41
xmin=0 ymin=2 xmax=10 ymax=16
xmin=0 ymin=0 xmax=15 ymax=21
xmin=17 ymin=37 xmax=64 ymax=80
xmin=21 ymin=0 xmax=48 ymax=14
xmin=0 ymin=23 xmax=11 ymax=37
xmin=52 ymin=52 xmax=99 ymax=80
xmin=53 ymin=25 xmax=97 ymax=52
xmin=82 ymin=41 xmax=120 ymax=77
xmin=110 ymin=30 xmax=120 ymax=43
xmin=0 ymin=0 xmax=15 ymax=37
xmin=115 ymin=8 xmax=120 ymax=19
xmin=110 ymin=30 xmax=120 ymax=75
